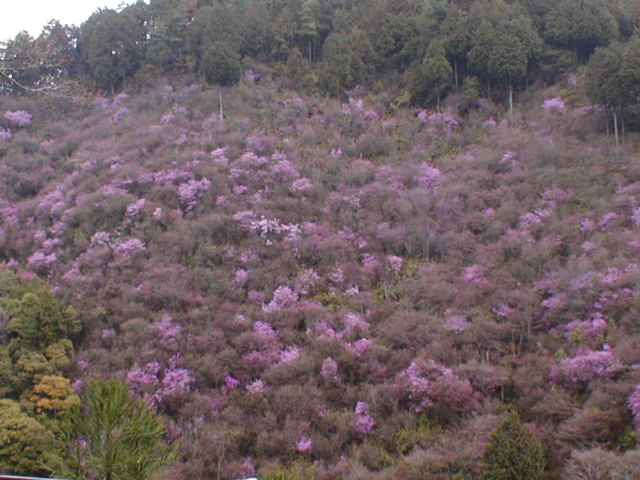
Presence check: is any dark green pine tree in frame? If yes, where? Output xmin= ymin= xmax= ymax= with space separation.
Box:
xmin=55 ymin=379 xmax=173 ymax=480
xmin=319 ymin=28 xmax=377 ymax=97
xmin=201 ymin=41 xmax=241 ymax=122
xmin=423 ymin=43 xmax=453 ymax=106
xmin=585 ymin=42 xmax=626 ymax=146
xmin=621 ymin=34 xmax=640 ymax=106
xmin=78 ymin=8 xmax=144 ymax=92
xmin=543 ymin=0 xmax=618 ymax=61
xmin=481 ymin=413 xmax=546 ymax=480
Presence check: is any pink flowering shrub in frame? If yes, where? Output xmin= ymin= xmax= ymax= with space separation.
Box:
xmin=178 ymin=178 xmax=211 ymax=212
xmin=127 ymin=354 xmax=193 ymax=409
xmin=112 ymin=238 xmax=146 ymax=255
xmin=462 ymin=265 xmax=487 ymax=285
xmin=224 ymin=375 xmax=241 ymax=391
xmin=246 ymin=379 xmax=267 ymax=394
xmin=628 ymin=385 xmax=640 ymax=429
xmin=552 ymin=313 xmax=608 ymax=340
xmin=551 ymin=347 xmax=623 ymax=387
xmin=353 ymin=401 xmax=376 ymax=435
xmin=155 ymin=313 xmax=182 ymax=346
xmin=542 ymin=97 xmax=566 ymax=113
xmin=27 ymin=251 xmax=57 ymax=271
xmin=296 ymin=436 xmax=312 ymax=453
xmin=4 ymin=110 xmax=32 ymax=127
xmin=262 ymin=285 xmax=298 ymax=313
xmin=414 ymin=163 xmax=442 ymax=189
xmin=417 ymin=109 xmax=459 ymax=136
xmin=397 ymin=360 xmax=481 ymax=420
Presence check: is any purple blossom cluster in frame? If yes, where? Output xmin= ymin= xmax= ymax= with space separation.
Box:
xmin=262 ymin=285 xmax=298 ymax=313
xmin=235 ymin=211 xmax=302 ymax=245
xmin=628 ymin=385 xmax=640 ymax=429
xmin=342 ymin=98 xmax=380 ymax=122
xmin=127 ymin=354 xmax=193 ymax=408
xmin=4 ymin=110 xmax=32 ymax=127
xmin=353 ymin=401 xmax=376 ymax=435
xmin=462 ymin=264 xmax=487 ymax=285
xmin=278 ymin=345 xmax=301 ymax=364
xmin=443 ymin=313 xmax=471 ymax=332
xmin=125 ymin=198 xmax=146 ymax=219
xmin=224 ymin=375 xmax=240 ymax=391
xmin=155 ymin=314 xmax=182 ymax=345
xmin=253 ymin=320 xmax=278 ymax=341
xmin=178 ymin=178 xmax=211 ymax=212
xmin=551 ymin=347 xmax=622 ymax=386
xmin=414 ymin=163 xmax=442 ymax=189
xmin=551 ymin=313 xmax=608 ymax=339
xmin=246 ymin=379 xmax=267 ymax=394
xmin=296 ymin=436 xmax=312 ymax=453
xmin=399 ymin=360 xmax=480 ymax=415
xmin=112 ymin=238 xmax=146 ymax=255
xmin=542 ymin=97 xmax=566 ymax=113
xmin=417 ymin=109 xmax=459 ymax=136
xmin=27 ymin=251 xmax=57 ymax=270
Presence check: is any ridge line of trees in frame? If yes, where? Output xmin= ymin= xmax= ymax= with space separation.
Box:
xmin=0 ymin=0 xmax=638 ymax=107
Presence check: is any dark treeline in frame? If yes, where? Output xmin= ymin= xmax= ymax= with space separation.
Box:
xmin=2 ymin=0 xmax=640 ymax=111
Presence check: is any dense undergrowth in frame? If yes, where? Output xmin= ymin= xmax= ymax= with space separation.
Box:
xmin=2 ymin=71 xmax=640 ymax=479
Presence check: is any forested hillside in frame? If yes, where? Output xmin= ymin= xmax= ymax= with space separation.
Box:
xmin=2 ymin=1 xmax=640 ymax=479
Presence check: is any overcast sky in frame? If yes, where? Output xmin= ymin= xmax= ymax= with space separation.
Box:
xmin=1 ymin=0 xmax=139 ymax=42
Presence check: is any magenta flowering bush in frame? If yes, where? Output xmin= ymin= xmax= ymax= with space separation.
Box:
xmin=4 ymin=110 xmax=33 ymax=127
xmin=551 ymin=348 xmax=623 ymax=387
xmin=628 ymin=385 xmax=640 ymax=429
xmin=397 ymin=359 xmax=481 ymax=420
xmin=353 ymin=401 xmax=376 ymax=435
xmin=542 ymin=97 xmax=566 ymax=113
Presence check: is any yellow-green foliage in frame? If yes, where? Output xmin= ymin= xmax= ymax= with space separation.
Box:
xmin=0 ymin=348 xmax=12 ymax=396
xmin=395 ymin=415 xmax=444 ymax=455
xmin=13 ymin=351 xmax=54 ymax=393
xmin=0 ymin=398 xmax=56 ymax=475
xmin=27 ymin=375 xmax=80 ymax=414
xmin=44 ymin=339 xmax=74 ymax=369
xmin=262 ymin=460 xmax=315 ymax=480
xmin=9 ymin=291 xmax=80 ymax=354
xmin=0 ymin=269 xmax=81 ymax=397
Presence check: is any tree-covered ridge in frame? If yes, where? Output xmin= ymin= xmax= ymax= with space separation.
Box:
xmin=2 ymin=0 xmax=640 ymax=106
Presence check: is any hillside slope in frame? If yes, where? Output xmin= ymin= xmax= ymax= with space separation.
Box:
xmin=2 ymin=74 xmax=640 ymax=479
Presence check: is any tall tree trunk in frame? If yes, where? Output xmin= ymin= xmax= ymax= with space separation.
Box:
xmin=219 ymin=87 xmax=224 ymax=123
xmin=453 ymin=59 xmax=458 ymax=89
xmin=614 ymin=109 xmax=619 ymax=150
xmin=613 ymin=108 xmax=620 ymax=161
xmin=508 ymin=83 xmax=513 ymax=120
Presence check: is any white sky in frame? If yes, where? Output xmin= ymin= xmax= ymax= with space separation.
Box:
xmin=1 ymin=0 xmax=139 ymax=42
